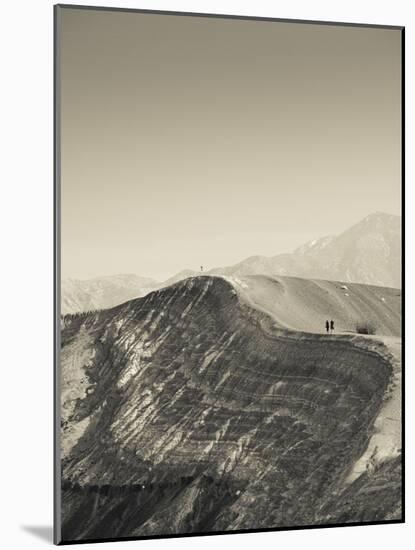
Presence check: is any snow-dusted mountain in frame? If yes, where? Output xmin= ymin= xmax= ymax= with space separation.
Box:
xmin=207 ymin=212 xmax=401 ymax=288
xmin=61 ymin=212 xmax=401 ymax=314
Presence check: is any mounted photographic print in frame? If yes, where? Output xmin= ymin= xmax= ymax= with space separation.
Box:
xmin=54 ymin=4 xmax=404 ymax=545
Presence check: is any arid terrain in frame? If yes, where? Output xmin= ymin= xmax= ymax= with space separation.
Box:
xmin=60 ymin=274 xmax=402 ymax=541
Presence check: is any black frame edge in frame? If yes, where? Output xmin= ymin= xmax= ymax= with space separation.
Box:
xmin=400 ymin=25 xmax=405 ymax=524
xmin=54 ymin=3 xmax=63 ymax=546
xmin=54 ymin=3 xmax=404 ymax=31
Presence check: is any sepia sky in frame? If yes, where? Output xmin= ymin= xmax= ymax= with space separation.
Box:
xmin=59 ymin=7 xmax=402 ymax=281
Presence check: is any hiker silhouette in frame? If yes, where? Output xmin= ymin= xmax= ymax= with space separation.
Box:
xmin=325 ymin=320 xmax=329 ymax=333
xmin=330 ymin=320 xmax=335 ymax=333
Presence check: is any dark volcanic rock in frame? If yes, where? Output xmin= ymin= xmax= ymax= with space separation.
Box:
xmin=59 ymin=276 xmax=401 ymax=542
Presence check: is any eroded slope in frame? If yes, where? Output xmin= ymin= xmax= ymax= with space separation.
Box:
xmin=60 ymin=275 xmax=401 ymax=541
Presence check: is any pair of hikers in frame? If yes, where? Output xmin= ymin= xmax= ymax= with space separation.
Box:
xmin=325 ymin=319 xmax=335 ymax=333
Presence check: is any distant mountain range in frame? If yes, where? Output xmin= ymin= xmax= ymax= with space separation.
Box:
xmin=61 ymin=274 xmax=157 ymax=314
xmin=207 ymin=211 xmax=401 ymax=286
xmin=61 ymin=212 xmax=401 ymax=314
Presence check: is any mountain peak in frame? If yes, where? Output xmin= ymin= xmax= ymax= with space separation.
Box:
xmin=362 ymin=211 xmax=400 ymax=223
xmin=294 ymin=235 xmax=334 ymax=255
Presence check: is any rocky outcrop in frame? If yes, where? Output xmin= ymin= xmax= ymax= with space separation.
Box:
xmin=59 ymin=275 xmax=401 ymax=542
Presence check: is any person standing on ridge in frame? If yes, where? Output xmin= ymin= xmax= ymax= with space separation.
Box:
xmin=325 ymin=320 xmax=329 ymax=333
xmin=330 ymin=319 xmax=335 ymax=333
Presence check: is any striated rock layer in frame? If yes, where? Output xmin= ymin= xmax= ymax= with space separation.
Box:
xmin=59 ymin=275 xmax=402 ymax=542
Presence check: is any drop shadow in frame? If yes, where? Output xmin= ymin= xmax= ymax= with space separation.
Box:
xmin=21 ymin=525 xmax=53 ymax=543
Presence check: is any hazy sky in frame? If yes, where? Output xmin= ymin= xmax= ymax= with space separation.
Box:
xmin=59 ymin=8 xmax=402 ymax=281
